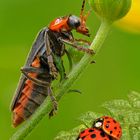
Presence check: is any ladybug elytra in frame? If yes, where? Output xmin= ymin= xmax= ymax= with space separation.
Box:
xmin=93 ymin=116 xmax=122 ymax=140
xmin=77 ymin=128 xmax=112 ymax=140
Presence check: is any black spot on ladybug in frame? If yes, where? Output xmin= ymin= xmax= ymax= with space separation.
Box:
xmin=113 ymin=120 xmax=117 ymax=123
xmin=89 ymin=129 xmax=94 ymax=132
xmin=114 ymin=126 xmax=117 ymax=129
xmin=82 ymin=136 xmax=86 ymax=139
xmin=119 ymin=131 xmax=121 ymax=133
xmin=117 ymin=134 xmax=120 ymax=137
xmin=81 ymin=130 xmax=85 ymax=134
xmin=107 ymin=121 xmax=110 ymax=123
xmin=105 ymin=117 xmax=109 ymax=119
xmin=106 ymin=124 xmax=109 ymax=128
xmin=90 ymin=134 xmax=96 ymax=138
xmin=109 ymin=136 xmax=113 ymax=140
xmin=110 ymin=131 xmax=113 ymax=134
xmin=100 ymin=131 xmax=106 ymax=137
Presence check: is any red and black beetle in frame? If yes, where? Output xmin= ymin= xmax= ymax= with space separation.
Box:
xmin=11 ymin=0 xmax=93 ymax=127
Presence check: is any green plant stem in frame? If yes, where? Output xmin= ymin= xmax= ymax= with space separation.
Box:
xmin=10 ymin=21 xmax=111 ymax=140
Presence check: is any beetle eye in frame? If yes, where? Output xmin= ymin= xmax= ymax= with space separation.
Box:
xmin=68 ymin=15 xmax=80 ymax=29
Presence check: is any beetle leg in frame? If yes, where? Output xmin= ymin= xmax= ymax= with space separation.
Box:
xmin=21 ymin=67 xmax=50 ymax=87
xmin=21 ymin=66 xmax=46 ymax=74
xmin=44 ymin=31 xmax=58 ymax=78
xmin=75 ymin=38 xmax=91 ymax=45
xmin=59 ymin=38 xmax=94 ymax=55
xmin=47 ymin=87 xmax=58 ymax=117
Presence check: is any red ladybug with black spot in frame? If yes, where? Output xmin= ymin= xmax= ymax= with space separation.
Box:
xmin=93 ymin=116 xmax=122 ymax=140
xmin=77 ymin=127 xmax=112 ymax=140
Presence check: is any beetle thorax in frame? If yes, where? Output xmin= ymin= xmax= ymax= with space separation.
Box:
xmin=49 ymin=17 xmax=71 ymax=32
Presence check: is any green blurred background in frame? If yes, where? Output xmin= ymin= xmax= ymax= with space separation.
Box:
xmin=0 ymin=0 xmax=140 ymax=139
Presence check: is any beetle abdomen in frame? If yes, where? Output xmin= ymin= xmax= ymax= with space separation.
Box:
xmin=12 ymin=58 xmax=49 ymax=127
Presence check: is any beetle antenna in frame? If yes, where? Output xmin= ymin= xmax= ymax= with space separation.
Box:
xmin=80 ymin=0 xmax=91 ymax=22
xmin=84 ymin=8 xmax=92 ymax=21
xmin=76 ymin=0 xmax=90 ymax=36
xmin=80 ymin=0 xmax=86 ymax=19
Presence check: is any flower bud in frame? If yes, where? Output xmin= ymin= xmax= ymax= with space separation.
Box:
xmin=89 ymin=0 xmax=132 ymax=22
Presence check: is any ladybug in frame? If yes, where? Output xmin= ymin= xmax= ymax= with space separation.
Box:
xmin=77 ymin=128 xmax=112 ymax=140
xmin=93 ymin=116 xmax=122 ymax=140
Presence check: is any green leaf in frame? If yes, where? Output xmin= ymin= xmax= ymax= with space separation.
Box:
xmin=66 ymin=42 xmax=90 ymax=65
xmin=102 ymin=99 xmax=132 ymax=118
xmin=54 ymin=125 xmax=86 ymax=140
xmin=78 ymin=111 xmax=103 ymax=127
xmin=128 ymin=91 xmax=140 ymax=108
xmin=54 ymin=91 xmax=140 ymax=140
xmin=130 ymin=127 xmax=140 ymax=140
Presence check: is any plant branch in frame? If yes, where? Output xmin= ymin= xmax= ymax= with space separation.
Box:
xmin=10 ymin=20 xmax=111 ymax=140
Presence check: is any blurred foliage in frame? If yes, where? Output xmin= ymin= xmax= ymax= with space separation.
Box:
xmin=55 ymin=91 xmax=140 ymax=140
xmin=116 ymin=0 xmax=140 ymax=34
